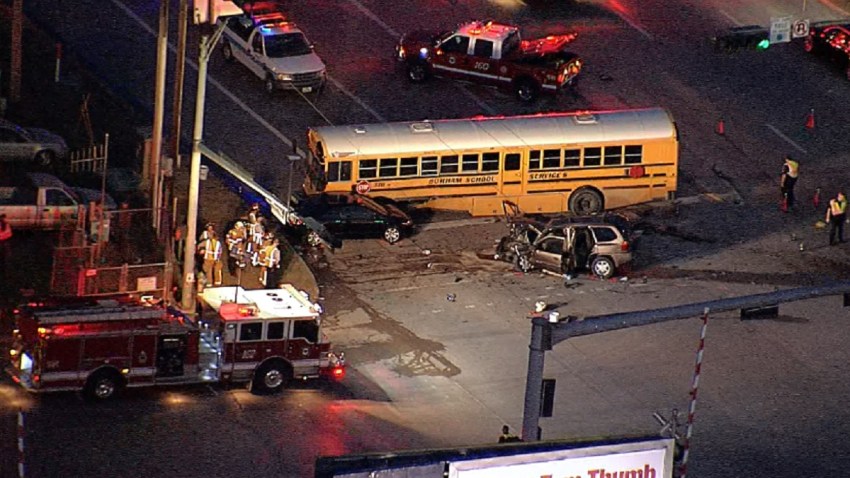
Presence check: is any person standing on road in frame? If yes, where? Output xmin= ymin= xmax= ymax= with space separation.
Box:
xmin=826 ymin=191 xmax=847 ymax=246
xmin=259 ymin=238 xmax=280 ymax=287
xmin=0 ymin=214 xmax=12 ymax=284
xmin=780 ymin=156 xmax=799 ymax=211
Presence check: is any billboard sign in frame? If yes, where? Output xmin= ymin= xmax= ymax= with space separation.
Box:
xmin=448 ymin=438 xmax=674 ymax=478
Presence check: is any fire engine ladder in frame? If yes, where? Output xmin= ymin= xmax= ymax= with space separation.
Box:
xmin=198 ymin=143 xmax=333 ymax=248
xmin=34 ymin=306 xmax=164 ymax=324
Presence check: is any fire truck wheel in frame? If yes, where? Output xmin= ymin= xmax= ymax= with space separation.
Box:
xmin=406 ymin=62 xmax=430 ymax=83
xmin=84 ymin=370 xmax=124 ymax=401
xmin=514 ymin=78 xmax=539 ymax=103
xmin=253 ymin=360 xmax=292 ymax=394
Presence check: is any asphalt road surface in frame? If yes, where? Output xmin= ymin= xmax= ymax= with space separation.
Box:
xmin=2 ymin=0 xmax=850 ymax=477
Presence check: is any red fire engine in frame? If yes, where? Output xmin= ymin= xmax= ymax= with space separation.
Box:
xmin=5 ymin=285 xmax=345 ymax=400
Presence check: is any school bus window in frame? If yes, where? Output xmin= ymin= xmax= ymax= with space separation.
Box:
xmin=441 ymin=155 xmax=459 ymax=174
xmin=379 ymin=158 xmax=399 ymax=178
xmin=400 ymin=157 xmax=418 ymax=176
xmin=529 ymin=150 xmax=542 ymax=170
xmin=624 ymin=145 xmax=643 ymax=164
xmin=482 ymin=152 xmax=499 ymax=172
xmin=584 ymin=147 xmax=601 ymax=167
xmin=462 ymin=153 xmax=479 ymax=172
xmin=314 ymin=141 xmax=325 ymax=161
xmin=543 ymin=149 xmax=561 ymax=169
xmin=604 ymin=146 xmax=623 ymax=166
xmin=505 ymin=153 xmax=521 ymax=171
xmin=422 ymin=156 xmax=438 ymax=176
xmin=359 ymin=159 xmax=377 ymax=179
xmin=564 ymin=149 xmax=580 ymax=167
xmin=328 ymin=161 xmax=352 ymax=182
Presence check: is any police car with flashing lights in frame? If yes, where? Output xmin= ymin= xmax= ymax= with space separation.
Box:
xmin=218 ymin=10 xmax=326 ymax=94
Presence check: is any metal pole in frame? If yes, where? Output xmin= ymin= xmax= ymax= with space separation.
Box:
xmin=171 ymin=0 xmax=189 ymax=168
xmin=286 ymin=155 xmax=299 ymax=212
xmin=679 ymin=307 xmax=710 ymax=478
xmin=151 ymin=0 xmax=169 ymax=230
xmin=181 ymin=34 xmax=210 ymax=312
xmin=521 ymin=318 xmax=548 ymax=441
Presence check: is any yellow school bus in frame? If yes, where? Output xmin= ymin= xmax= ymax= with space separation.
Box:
xmin=303 ymin=107 xmax=678 ymax=216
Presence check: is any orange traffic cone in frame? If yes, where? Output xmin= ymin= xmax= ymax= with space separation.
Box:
xmin=715 ymin=118 xmax=725 ymax=135
xmin=805 ymin=109 xmax=815 ymax=130
xmin=813 ymin=188 xmax=821 ymax=209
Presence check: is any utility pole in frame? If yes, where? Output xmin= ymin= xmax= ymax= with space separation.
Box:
xmin=180 ymin=32 xmax=210 ymax=313
xmin=151 ymin=0 xmax=169 ymax=231
xmin=180 ymin=17 xmax=232 ymax=312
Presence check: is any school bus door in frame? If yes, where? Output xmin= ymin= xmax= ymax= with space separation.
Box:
xmin=500 ymin=152 xmax=523 ymax=196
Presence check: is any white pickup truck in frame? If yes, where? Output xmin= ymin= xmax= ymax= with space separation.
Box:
xmin=219 ymin=9 xmax=326 ymax=94
xmin=0 ymin=173 xmax=112 ymax=230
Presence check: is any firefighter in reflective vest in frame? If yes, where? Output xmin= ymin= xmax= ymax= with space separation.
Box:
xmin=826 ymin=191 xmax=847 ymax=246
xmin=202 ymin=231 xmax=223 ymax=287
xmin=259 ymin=238 xmax=280 ymax=287
xmin=780 ymin=156 xmax=799 ymax=210
xmin=226 ymin=221 xmax=247 ymax=269
xmin=249 ymin=216 xmax=265 ymax=266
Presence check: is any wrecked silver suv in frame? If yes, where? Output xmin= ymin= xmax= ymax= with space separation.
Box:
xmin=494 ymin=201 xmax=635 ymax=279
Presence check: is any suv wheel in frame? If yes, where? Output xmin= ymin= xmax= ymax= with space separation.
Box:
xmin=514 ymin=253 xmax=532 ymax=273
xmin=222 ymin=42 xmax=234 ymax=62
xmin=407 ymin=62 xmax=429 ymax=82
xmin=514 ymin=78 xmax=539 ymax=102
xmin=591 ymin=256 xmax=615 ymax=279
xmin=384 ymin=226 xmax=401 ymax=244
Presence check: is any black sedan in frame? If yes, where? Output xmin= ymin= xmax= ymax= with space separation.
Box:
xmin=290 ymin=193 xmax=413 ymax=247
xmin=804 ymin=21 xmax=850 ymax=81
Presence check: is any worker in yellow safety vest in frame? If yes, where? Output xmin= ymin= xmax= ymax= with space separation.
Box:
xmin=259 ymin=238 xmax=281 ymax=287
xmin=202 ymin=232 xmax=223 ymax=287
xmin=826 ymin=192 xmax=847 ymax=246
xmin=780 ymin=156 xmax=799 ymax=210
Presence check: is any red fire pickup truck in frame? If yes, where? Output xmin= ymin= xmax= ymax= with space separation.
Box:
xmin=396 ymin=20 xmax=581 ymax=102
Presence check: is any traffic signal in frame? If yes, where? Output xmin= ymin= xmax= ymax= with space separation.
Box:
xmin=713 ymin=25 xmax=770 ymax=53
xmin=193 ymin=0 xmax=243 ymax=25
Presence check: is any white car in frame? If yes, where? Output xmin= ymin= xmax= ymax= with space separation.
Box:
xmin=0 ymin=119 xmax=68 ymax=166
xmin=219 ymin=10 xmax=326 ymax=94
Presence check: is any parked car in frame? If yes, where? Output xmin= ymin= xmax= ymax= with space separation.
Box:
xmin=494 ymin=201 xmax=636 ymax=279
xmin=289 ymin=193 xmax=413 ymax=246
xmin=0 ymin=119 xmax=68 ymax=166
xmin=804 ymin=21 xmax=850 ymax=81
xmin=0 ymin=172 xmax=93 ymax=230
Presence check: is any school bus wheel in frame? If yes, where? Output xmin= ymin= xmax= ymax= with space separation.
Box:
xmin=569 ymin=187 xmax=604 ymax=215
